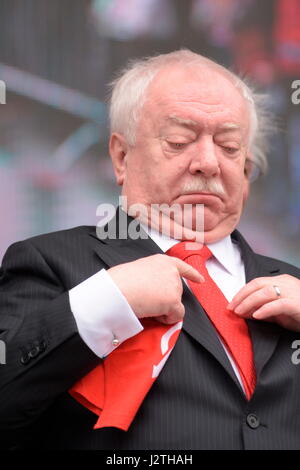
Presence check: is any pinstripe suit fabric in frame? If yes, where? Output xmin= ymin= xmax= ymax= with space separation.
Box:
xmin=1 ymin=211 xmax=300 ymax=449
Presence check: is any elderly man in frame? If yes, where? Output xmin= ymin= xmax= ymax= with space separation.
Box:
xmin=1 ymin=50 xmax=300 ymax=450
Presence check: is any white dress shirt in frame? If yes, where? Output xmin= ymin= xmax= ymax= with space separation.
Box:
xmin=69 ymin=225 xmax=246 ymax=392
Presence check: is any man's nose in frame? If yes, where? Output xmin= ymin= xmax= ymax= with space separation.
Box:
xmin=188 ymin=137 xmax=220 ymax=177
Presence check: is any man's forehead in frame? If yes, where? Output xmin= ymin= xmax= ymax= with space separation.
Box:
xmin=147 ymin=72 xmax=249 ymax=114
xmin=142 ymin=67 xmax=251 ymax=136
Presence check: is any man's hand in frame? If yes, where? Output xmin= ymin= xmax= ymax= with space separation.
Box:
xmin=108 ymin=254 xmax=204 ymax=324
xmin=228 ymin=274 xmax=300 ymax=331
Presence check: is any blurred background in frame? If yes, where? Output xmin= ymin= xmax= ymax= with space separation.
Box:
xmin=0 ymin=0 xmax=299 ymax=265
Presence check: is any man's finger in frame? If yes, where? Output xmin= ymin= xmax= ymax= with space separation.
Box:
xmin=171 ymin=257 xmax=204 ymax=283
xmin=155 ymin=308 xmax=185 ymax=324
xmin=227 ymin=278 xmax=269 ymax=310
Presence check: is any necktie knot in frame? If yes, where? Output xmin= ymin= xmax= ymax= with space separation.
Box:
xmin=166 ymin=241 xmax=212 ymax=263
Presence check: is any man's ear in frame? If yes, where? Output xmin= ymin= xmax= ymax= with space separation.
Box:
xmin=243 ymin=176 xmax=250 ymax=205
xmin=109 ymin=133 xmax=129 ymax=186
xmin=242 ymin=152 xmax=252 ymax=205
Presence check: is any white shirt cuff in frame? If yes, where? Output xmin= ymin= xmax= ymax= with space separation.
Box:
xmin=69 ymin=269 xmax=144 ymax=358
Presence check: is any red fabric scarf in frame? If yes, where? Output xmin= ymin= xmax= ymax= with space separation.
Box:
xmin=69 ymin=318 xmax=182 ymax=431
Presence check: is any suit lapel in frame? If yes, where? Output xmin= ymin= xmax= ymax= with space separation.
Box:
xmin=232 ymin=230 xmax=282 ymax=382
xmin=89 ymin=207 xmax=164 ymax=266
xmin=181 ymin=282 xmax=246 ymax=394
xmin=88 ymin=208 xmax=282 ymax=396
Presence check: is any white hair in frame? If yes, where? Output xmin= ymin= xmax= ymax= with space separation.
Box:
xmin=109 ymin=49 xmax=273 ymax=175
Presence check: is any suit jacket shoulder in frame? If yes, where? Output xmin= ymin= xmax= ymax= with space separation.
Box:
xmin=254 ymin=252 xmax=300 ymax=277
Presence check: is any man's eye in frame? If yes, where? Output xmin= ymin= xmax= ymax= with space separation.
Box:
xmin=222 ymin=146 xmax=239 ymax=155
xmin=168 ymin=142 xmax=187 ymax=149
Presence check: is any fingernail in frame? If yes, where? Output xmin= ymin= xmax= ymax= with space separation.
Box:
xmin=234 ymin=306 xmax=242 ymax=314
xmin=252 ymin=312 xmax=261 ymax=319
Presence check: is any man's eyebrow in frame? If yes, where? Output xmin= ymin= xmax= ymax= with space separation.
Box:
xmin=216 ymin=123 xmax=242 ymax=132
xmin=167 ymin=115 xmax=199 ymax=127
xmin=167 ymin=116 xmax=242 ymax=133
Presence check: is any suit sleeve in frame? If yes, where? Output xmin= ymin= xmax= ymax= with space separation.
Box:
xmin=0 ymin=239 xmax=100 ymax=438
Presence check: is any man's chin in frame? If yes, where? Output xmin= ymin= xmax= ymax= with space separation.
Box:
xmin=157 ymin=218 xmax=215 ymax=244
xmin=130 ymin=201 xmax=239 ymax=243
xmin=161 ymin=215 xmax=239 ymax=244
xmin=182 ymin=212 xmax=222 ymax=235
xmin=201 ymin=215 xmax=242 ymax=244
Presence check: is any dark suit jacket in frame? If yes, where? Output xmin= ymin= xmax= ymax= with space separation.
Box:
xmin=1 ymin=209 xmax=300 ymax=450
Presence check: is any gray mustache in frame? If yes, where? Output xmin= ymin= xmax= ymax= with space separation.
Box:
xmin=182 ymin=178 xmax=225 ymax=196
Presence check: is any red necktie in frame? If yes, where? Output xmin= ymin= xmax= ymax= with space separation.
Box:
xmin=167 ymin=242 xmax=256 ymax=400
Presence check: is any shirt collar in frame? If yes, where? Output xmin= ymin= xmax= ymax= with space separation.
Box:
xmin=139 ymin=222 xmax=240 ymax=276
